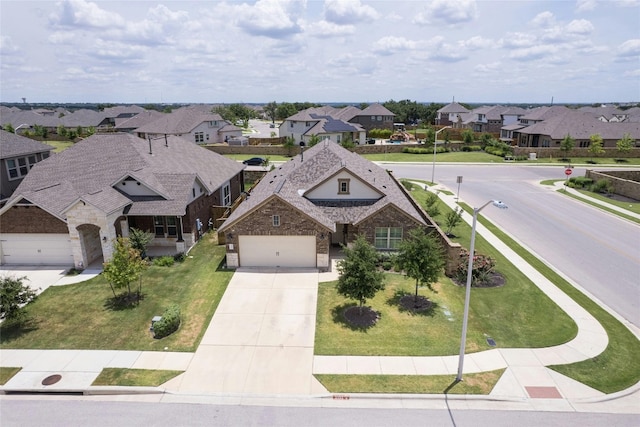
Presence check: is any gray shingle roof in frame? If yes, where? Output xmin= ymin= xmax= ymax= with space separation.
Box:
xmin=519 ymin=110 xmax=640 ymax=139
xmin=437 ymin=102 xmax=469 ymax=114
xmin=360 ymin=103 xmax=394 ymax=117
xmin=133 ymin=106 xmax=226 ymax=134
xmin=0 ymin=130 xmax=53 ymax=159
xmin=3 ymin=133 xmax=244 ymax=219
xmin=219 ymin=142 xmax=426 ymax=232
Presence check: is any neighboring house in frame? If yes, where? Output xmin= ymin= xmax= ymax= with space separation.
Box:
xmin=458 ymin=105 xmax=527 ymax=133
xmin=0 ymin=107 xmax=109 ymax=134
xmin=435 ymin=102 xmax=470 ymax=126
xmin=133 ymin=106 xmax=241 ymax=144
xmin=348 ymin=103 xmax=395 ymax=131
xmin=0 ymin=130 xmax=53 ymax=202
xmin=218 ymin=141 xmax=439 ymax=269
xmin=102 ymin=105 xmax=146 ymax=127
xmin=114 ymin=110 xmax=165 ymax=133
xmin=515 ymin=110 xmax=640 ymax=148
xmin=0 ymin=133 xmax=245 ymax=267
xmin=280 ymin=107 xmax=366 ymax=145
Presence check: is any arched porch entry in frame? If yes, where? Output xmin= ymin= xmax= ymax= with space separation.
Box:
xmin=76 ymin=223 xmax=104 ymax=268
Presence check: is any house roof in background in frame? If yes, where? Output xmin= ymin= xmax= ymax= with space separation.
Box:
xmin=132 ymin=106 xmax=226 ymax=134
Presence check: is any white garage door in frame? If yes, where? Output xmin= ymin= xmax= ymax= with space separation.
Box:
xmin=238 ymin=235 xmax=316 ymax=268
xmin=0 ymin=234 xmax=74 ymax=265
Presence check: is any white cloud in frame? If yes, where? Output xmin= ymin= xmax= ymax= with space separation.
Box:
xmin=499 ymin=33 xmax=537 ymax=49
xmin=618 ymin=39 xmax=640 ymax=56
xmin=474 ymin=62 xmax=502 ymax=73
xmin=0 ymin=36 xmax=19 ymax=54
xmin=372 ymin=36 xmax=417 ymax=56
xmin=576 ymin=0 xmax=597 ymax=12
xmin=531 ymin=11 xmax=555 ymax=28
xmin=324 ymin=0 xmax=379 ymax=25
xmin=509 ymin=45 xmax=558 ymax=61
xmin=49 ymin=0 xmax=125 ymax=29
xmin=414 ymin=0 xmax=477 ymax=25
xmin=566 ymin=19 xmax=594 ymax=35
xmin=306 ymin=20 xmax=356 ymax=38
xmin=235 ymin=0 xmax=304 ymax=39
xmin=623 ymin=69 xmax=640 ymax=77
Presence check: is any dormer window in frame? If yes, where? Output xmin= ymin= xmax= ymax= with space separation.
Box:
xmin=338 ymin=179 xmax=350 ymax=195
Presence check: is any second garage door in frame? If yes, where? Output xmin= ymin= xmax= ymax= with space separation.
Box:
xmin=238 ymin=235 xmax=316 ymax=268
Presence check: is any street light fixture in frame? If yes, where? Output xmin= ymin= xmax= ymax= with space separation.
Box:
xmin=456 ymin=199 xmax=508 ymax=382
xmin=431 ymin=126 xmax=451 ymax=184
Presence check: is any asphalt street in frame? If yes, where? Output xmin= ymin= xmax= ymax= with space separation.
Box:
xmin=386 ymin=163 xmax=640 ymax=328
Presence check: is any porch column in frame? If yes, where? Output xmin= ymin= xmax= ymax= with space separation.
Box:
xmin=176 ymin=216 xmax=185 ymax=253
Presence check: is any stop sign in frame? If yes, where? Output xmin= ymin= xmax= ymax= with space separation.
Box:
xmin=565 ymin=168 xmax=572 ymax=176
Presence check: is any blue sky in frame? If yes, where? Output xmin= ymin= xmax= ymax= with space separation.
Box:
xmin=1 ymin=0 xmax=639 ymax=104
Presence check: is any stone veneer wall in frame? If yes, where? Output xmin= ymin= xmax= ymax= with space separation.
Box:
xmin=585 ymin=170 xmax=640 ymax=200
xmin=65 ymin=201 xmax=120 ymax=268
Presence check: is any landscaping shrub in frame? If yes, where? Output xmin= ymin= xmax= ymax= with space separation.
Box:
xmin=173 ymin=253 xmax=186 ymax=262
xmin=454 ymin=249 xmax=496 ymax=287
xmin=591 ymin=179 xmax=613 ymax=194
xmin=368 ymin=128 xmax=393 ymax=139
xmin=402 ymin=147 xmax=448 ymax=154
xmin=462 ymin=145 xmax=482 ymax=152
xmin=152 ymin=256 xmax=175 ymax=267
xmin=567 ymin=176 xmax=593 ymax=189
xmin=152 ymin=304 xmax=181 ymax=339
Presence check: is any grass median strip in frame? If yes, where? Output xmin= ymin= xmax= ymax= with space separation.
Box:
xmin=315 ymin=370 xmax=504 ymax=394
xmin=0 ymin=367 xmax=21 ymax=385
xmin=92 ymin=368 xmax=182 ymax=387
xmin=473 ymin=208 xmax=640 ymax=393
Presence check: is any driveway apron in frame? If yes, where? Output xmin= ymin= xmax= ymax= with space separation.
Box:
xmin=168 ymin=268 xmax=328 ymax=395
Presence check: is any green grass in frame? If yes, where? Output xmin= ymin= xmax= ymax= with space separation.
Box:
xmin=44 ymin=140 xmax=74 ymax=152
xmin=472 ymin=206 xmax=640 ymax=393
xmin=0 ymin=367 xmax=21 ymax=385
xmin=92 ymin=368 xmax=182 ymax=387
xmin=574 ymin=189 xmax=640 ymax=215
xmin=0 ymin=233 xmax=233 ymax=352
xmin=363 ymin=151 xmax=505 ymax=163
xmin=316 ymin=369 xmax=504 ymax=394
xmin=315 ymin=187 xmax=577 ymax=356
xmin=561 ymin=192 xmax=640 ymax=224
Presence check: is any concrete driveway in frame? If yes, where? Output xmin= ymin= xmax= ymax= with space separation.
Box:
xmin=0 ymin=265 xmax=101 ymax=296
xmin=166 ymin=268 xmax=328 ymax=396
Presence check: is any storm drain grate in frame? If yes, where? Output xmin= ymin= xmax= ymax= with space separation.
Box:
xmin=42 ymin=374 xmax=62 ymax=386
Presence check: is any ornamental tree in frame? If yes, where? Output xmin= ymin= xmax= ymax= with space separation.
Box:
xmin=336 ymin=235 xmax=385 ymax=315
xmin=102 ymin=237 xmax=147 ymax=305
xmin=395 ymin=228 xmax=445 ymax=303
xmin=0 ymin=275 xmax=38 ymax=322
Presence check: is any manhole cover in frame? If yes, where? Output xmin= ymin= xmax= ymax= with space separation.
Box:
xmin=42 ymin=374 xmax=62 ymax=386
xmin=487 ymin=337 xmax=496 ymax=347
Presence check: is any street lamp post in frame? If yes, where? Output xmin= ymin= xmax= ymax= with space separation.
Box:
xmin=431 ymin=126 xmax=451 ymax=184
xmin=456 ymin=199 xmax=508 ymax=382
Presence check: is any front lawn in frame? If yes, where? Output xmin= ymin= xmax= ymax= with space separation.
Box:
xmin=315 ymin=188 xmax=577 ymax=356
xmin=92 ymin=368 xmax=182 ymax=387
xmin=0 ymin=233 xmax=233 ymax=352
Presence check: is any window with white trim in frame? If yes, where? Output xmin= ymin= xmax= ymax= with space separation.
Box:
xmin=223 ymin=183 xmax=231 ymax=206
xmin=272 ymin=215 xmax=280 ymax=226
xmin=375 ymin=227 xmax=403 ymax=249
xmin=338 ymin=178 xmax=350 ymax=194
xmin=5 ymin=155 xmax=38 ymax=180
xmin=194 ymin=132 xmax=204 ymax=143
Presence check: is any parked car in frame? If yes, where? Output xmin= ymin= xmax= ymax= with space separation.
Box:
xmin=243 ymin=157 xmax=266 ymax=166
xmin=366 ymin=138 xmax=376 ymax=144
xmin=269 ymin=123 xmax=275 ymax=128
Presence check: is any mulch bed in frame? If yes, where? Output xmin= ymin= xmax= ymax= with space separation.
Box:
xmin=453 ymin=272 xmax=505 ymax=288
xmin=343 ymin=306 xmax=380 ymax=328
xmin=399 ymin=295 xmax=433 ymax=312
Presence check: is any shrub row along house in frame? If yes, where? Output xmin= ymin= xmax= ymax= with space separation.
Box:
xmin=218 ymin=141 xmax=459 ymax=271
xmin=0 ymin=133 xmax=244 ymax=268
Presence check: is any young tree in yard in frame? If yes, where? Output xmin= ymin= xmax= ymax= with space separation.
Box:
xmin=102 ymin=237 xmax=147 ymax=305
xmin=129 ymin=228 xmax=154 ymax=258
xmin=444 ymin=206 xmax=464 ymax=236
xmin=461 ymin=129 xmax=475 ymax=144
xmin=394 ymin=228 xmax=445 ymax=304
xmin=560 ymin=134 xmax=575 ymax=159
xmin=424 ymin=191 xmax=441 ymax=218
xmin=588 ymin=133 xmax=604 ymax=161
xmin=616 ymin=133 xmax=633 ymax=156
xmin=0 ymin=275 xmax=38 ymax=322
xmin=283 ymin=135 xmax=296 ymax=156
xmin=336 ymin=235 xmax=385 ymax=315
